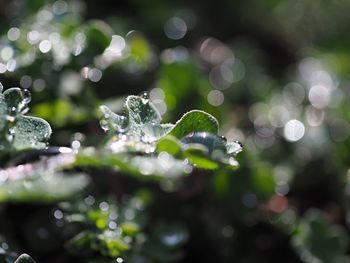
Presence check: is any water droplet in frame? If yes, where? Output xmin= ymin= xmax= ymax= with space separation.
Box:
xmin=6 ymin=128 xmax=15 ymax=142
xmin=22 ymin=89 xmax=31 ymax=104
xmin=100 ymin=119 xmax=109 ymax=132
xmin=9 ymin=106 xmax=17 ymax=116
xmin=181 ymin=132 xmax=226 ymax=155
xmin=117 ymin=115 xmax=128 ymax=133
xmin=226 ymin=140 xmax=243 ymax=155
xmin=140 ymin=92 xmax=149 ymax=104
xmin=221 ymin=135 xmax=227 ymax=142
xmin=9 ymin=128 xmax=15 ymax=135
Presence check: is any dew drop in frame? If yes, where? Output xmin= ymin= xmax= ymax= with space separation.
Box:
xmin=233 ymin=140 xmax=243 ymax=148
xmin=221 ymin=135 xmax=227 ymax=142
xmin=22 ymin=89 xmax=31 ymax=104
xmin=6 ymin=128 xmax=15 ymax=142
xmin=117 ymin=115 xmax=128 ymax=133
xmin=181 ymin=132 xmax=226 ymax=154
xmin=100 ymin=119 xmax=109 ymax=132
xmin=226 ymin=140 xmax=243 ymax=155
xmin=140 ymin=92 xmax=148 ymax=99
xmin=9 ymin=106 xmax=17 ymax=116
xmin=140 ymin=92 xmax=149 ymax=104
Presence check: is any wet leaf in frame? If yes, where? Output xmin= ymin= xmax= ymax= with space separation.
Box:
xmin=168 ymin=110 xmax=219 ymax=139
xmin=0 ymin=87 xmax=52 ymax=154
xmin=12 ymin=116 xmax=52 ymax=150
xmin=100 ymin=105 xmax=128 ymax=133
xmin=3 ymin=88 xmax=24 ymax=113
xmin=156 ymin=135 xmax=181 ymax=155
xmin=182 ymin=145 xmax=219 ymax=170
xmin=126 ymin=95 xmax=161 ymax=131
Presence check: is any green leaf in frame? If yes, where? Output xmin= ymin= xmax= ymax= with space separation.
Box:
xmin=99 ymin=105 xmax=128 ymax=133
xmin=100 ymin=97 xmax=173 ymax=142
xmin=142 ymin=123 xmax=174 ymax=140
xmin=0 ymin=87 xmax=52 ymax=155
xmin=84 ymin=20 xmax=113 ymax=54
xmin=12 ymin=116 xmax=52 ymax=150
xmin=126 ymin=95 xmax=161 ymax=128
xmin=120 ymin=222 xmax=139 ymax=236
xmin=168 ymin=110 xmax=219 ymax=139
xmin=182 ymin=145 xmax=219 ymax=170
xmin=3 ymin=88 xmax=24 ymax=113
xmin=156 ymin=135 xmax=181 ymax=155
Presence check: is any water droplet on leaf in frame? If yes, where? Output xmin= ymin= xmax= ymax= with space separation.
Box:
xmin=117 ymin=115 xmax=128 ymax=133
xmin=100 ymin=119 xmax=109 ymax=132
xmin=9 ymin=106 xmax=17 ymax=116
xmin=181 ymin=132 xmax=226 ymax=154
xmin=226 ymin=140 xmax=243 ymax=155
xmin=22 ymin=89 xmax=31 ymax=104
xmin=140 ymin=92 xmax=149 ymax=104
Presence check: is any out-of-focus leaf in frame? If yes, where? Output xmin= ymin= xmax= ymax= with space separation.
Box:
xmin=75 ymin=150 xmax=188 ymax=179
xmin=84 ymin=20 xmax=113 ymax=54
xmin=33 ymin=100 xmax=89 ymax=127
xmin=291 ymin=210 xmax=348 ymax=263
xmin=126 ymin=30 xmax=153 ymax=69
xmin=0 ymin=172 xmax=88 ymax=203
xmin=14 ymin=253 xmax=36 ymax=263
xmin=120 ymin=222 xmax=139 ymax=236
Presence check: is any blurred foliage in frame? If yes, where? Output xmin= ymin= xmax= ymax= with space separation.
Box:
xmin=1 ymin=0 xmax=350 ymax=262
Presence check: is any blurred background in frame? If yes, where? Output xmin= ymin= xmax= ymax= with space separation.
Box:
xmin=1 ymin=0 xmax=350 ymax=262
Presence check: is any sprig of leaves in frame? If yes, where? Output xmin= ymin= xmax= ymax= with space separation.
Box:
xmin=96 ymin=95 xmax=242 ymax=172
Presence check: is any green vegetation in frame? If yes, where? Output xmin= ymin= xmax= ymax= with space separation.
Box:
xmin=1 ymin=0 xmax=350 ymax=262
